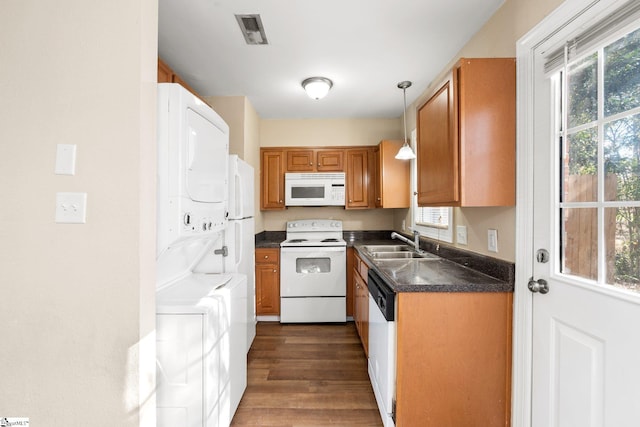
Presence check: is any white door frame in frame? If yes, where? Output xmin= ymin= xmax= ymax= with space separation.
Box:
xmin=513 ymin=0 xmax=630 ymax=425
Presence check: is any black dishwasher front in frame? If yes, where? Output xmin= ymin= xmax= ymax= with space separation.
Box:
xmin=367 ymin=269 xmax=395 ymax=321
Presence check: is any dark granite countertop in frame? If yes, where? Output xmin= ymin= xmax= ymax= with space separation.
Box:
xmin=255 ymin=230 xmax=514 ymax=293
xmin=355 ymin=245 xmax=512 ymax=293
xmin=255 ymin=231 xmax=285 ymax=248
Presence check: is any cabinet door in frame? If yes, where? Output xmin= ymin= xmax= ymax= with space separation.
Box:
xmin=373 ymin=147 xmax=382 ymax=208
xmin=457 ymin=58 xmax=516 ymax=206
xmin=346 ymin=148 xmax=373 ymax=209
xmin=346 ymin=247 xmax=355 ymax=317
xmin=417 ymin=75 xmax=459 ymax=206
xmin=355 ymin=273 xmax=369 ymax=355
xmin=255 ymin=263 xmax=280 ymax=315
xmin=378 ymin=140 xmax=410 ymax=208
xmin=261 ymin=150 xmax=285 ymax=210
xmin=286 ymin=150 xmax=315 ymax=172
xmin=316 ymin=149 xmax=344 ymax=171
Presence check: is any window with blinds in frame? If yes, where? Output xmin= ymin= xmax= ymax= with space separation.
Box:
xmin=415 ymin=206 xmax=450 ymax=229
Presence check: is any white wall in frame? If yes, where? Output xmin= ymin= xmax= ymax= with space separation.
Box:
xmin=0 ymin=1 xmax=157 ymax=425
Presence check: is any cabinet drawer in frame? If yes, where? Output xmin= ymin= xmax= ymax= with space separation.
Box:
xmin=353 ymin=252 xmax=369 ymax=282
xmin=255 ymin=248 xmax=279 ymax=264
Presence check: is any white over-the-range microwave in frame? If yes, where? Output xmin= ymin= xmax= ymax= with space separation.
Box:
xmin=284 ymin=172 xmax=346 ymax=206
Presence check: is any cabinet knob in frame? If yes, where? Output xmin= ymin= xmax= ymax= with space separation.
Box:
xmin=279 ymin=200 xmax=283 ymax=203
xmin=349 ymin=199 xmax=352 ymax=203
xmin=309 ymin=162 xmax=313 ymax=166
xmin=377 ymin=197 xmax=381 ymax=201
xmin=264 ymin=255 xmax=269 ymax=259
xmin=273 ymin=269 xmax=277 ymax=273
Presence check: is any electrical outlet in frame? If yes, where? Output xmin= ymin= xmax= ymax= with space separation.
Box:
xmin=488 ymin=229 xmax=498 ymax=252
xmin=55 ymin=192 xmax=87 ymax=224
xmin=456 ymin=225 xmax=468 ymax=245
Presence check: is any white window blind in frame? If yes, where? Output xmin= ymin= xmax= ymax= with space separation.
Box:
xmin=544 ymin=0 xmax=640 ymax=74
xmin=415 ymin=206 xmax=449 ymax=229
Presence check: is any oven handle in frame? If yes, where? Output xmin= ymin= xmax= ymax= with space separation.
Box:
xmin=280 ymin=246 xmax=346 ymax=253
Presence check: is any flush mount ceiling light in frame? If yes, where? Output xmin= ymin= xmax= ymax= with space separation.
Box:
xmin=302 ymin=77 xmax=333 ymax=100
xmin=235 ymin=14 xmax=268 ymax=45
xmin=395 ymin=80 xmax=416 ymax=160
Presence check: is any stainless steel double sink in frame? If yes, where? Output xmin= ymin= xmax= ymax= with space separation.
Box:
xmin=360 ymin=245 xmax=440 ymax=261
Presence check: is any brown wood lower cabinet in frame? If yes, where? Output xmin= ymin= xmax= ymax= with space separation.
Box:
xmin=352 ymin=251 xmax=369 ymax=355
xmin=255 ymin=248 xmax=280 ymax=316
xmin=395 ymin=291 xmax=513 ymax=427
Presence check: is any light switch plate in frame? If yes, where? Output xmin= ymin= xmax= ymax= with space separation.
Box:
xmin=55 ymin=144 xmax=77 ymax=175
xmin=456 ymin=225 xmax=468 ymax=245
xmin=55 ymin=192 xmax=87 ymax=223
xmin=488 ymin=229 xmax=498 ymax=252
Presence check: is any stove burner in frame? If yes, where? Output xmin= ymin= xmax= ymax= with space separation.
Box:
xmin=322 ymin=238 xmax=339 ymax=242
xmin=287 ymin=239 xmax=308 ymax=243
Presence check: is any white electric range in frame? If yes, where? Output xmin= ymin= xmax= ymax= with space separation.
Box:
xmin=279 ymin=219 xmax=347 ymax=323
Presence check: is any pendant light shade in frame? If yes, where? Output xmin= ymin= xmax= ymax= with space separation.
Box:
xmin=302 ymin=77 xmax=333 ymax=100
xmin=395 ymin=80 xmax=416 ymax=160
xmin=395 ymin=143 xmax=416 ymax=160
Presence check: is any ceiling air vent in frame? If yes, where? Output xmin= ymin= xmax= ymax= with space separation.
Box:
xmin=235 ymin=14 xmax=268 ymax=45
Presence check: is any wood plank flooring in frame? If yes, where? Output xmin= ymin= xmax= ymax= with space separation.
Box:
xmin=231 ymin=322 xmax=383 ymax=427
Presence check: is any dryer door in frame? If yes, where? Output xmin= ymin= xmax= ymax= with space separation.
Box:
xmin=185 ymin=107 xmax=228 ymax=203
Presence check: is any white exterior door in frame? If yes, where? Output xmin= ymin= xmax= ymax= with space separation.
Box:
xmin=518 ymin=1 xmax=640 ymax=426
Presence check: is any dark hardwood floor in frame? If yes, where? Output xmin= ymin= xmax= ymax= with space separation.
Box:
xmin=231 ymin=322 xmax=383 ymax=426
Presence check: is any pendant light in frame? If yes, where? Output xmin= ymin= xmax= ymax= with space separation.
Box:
xmin=395 ymin=80 xmax=416 ymax=160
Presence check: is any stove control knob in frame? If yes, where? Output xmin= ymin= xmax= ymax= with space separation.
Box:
xmin=312 ymin=222 xmax=317 ymax=227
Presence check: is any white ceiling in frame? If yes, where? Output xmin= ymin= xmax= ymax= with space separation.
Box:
xmin=158 ymin=0 xmax=504 ymax=119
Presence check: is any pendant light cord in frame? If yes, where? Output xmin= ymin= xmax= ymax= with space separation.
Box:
xmin=402 ymin=86 xmax=408 ymax=145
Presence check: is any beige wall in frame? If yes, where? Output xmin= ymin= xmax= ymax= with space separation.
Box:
xmin=396 ymin=0 xmax=564 ymax=262
xmin=262 ymin=207 xmax=397 ymax=232
xmin=206 ymin=96 xmax=263 ymax=232
xmin=0 ymin=1 xmax=157 ymax=425
xmin=260 ymin=118 xmax=401 ymax=147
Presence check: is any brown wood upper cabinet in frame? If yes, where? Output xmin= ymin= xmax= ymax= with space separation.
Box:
xmin=260 ymin=146 xmax=374 ymax=211
xmin=345 ymin=148 xmax=375 ymax=209
xmin=158 ymin=58 xmax=204 ymax=102
xmin=417 ymin=57 xmax=516 ymax=207
xmin=260 ymin=149 xmax=286 ymax=210
xmin=374 ymin=140 xmax=410 ymax=208
xmin=286 ymin=149 xmax=344 ymax=172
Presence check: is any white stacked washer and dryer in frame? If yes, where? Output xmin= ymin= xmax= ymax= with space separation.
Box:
xmin=155 ymin=83 xmax=251 ymax=427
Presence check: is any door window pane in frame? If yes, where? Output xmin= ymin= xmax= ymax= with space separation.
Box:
xmin=564 ymin=128 xmax=598 ymax=202
xmin=568 ymin=53 xmax=598 ymax=128
xmin=562 ymin=208 xmax=598 ymax=281
xmin=604 ymin=113 xmax=640 ymax=202
xmin=604 ymin=27 xmax=640 ymax=117
xmin=606 ymin=207 xmax=640 ymax=291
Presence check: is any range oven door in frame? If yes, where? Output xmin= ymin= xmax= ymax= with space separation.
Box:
xmin=280 ymin=246 xmax=346 ymax=296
